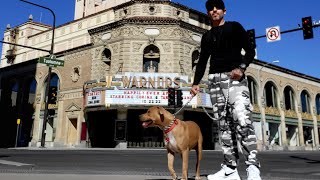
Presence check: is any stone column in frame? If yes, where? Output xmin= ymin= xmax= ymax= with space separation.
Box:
xmin=53 ymin=99 xmax=64 ymax=145
xmin=279 ymin=101 xmax=288 ymax=149
xmin=297 ymin=105 xmax=305 ymax=148
xmin=260 ymin=97 xmax=268 ymax=150
xmin=30 ymin=93 xmax=43 ymax=147
xmin=312 ymin=107 xmax=319 ymax=148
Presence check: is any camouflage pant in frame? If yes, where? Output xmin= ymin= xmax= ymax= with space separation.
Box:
xmin=208 ymin=73 xmax=260 ymax=168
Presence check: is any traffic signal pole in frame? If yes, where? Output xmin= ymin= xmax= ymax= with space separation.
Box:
xmin=0 ymin=40 xmax=50 ymax=53
xmin=255 ymin=22 xmax=320 ymax=39
xmin=20 ymin=0 xmax=56 ymax=148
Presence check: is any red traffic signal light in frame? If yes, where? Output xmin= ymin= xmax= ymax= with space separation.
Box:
xmin=302 ymin=16 xmax=313 ymax=40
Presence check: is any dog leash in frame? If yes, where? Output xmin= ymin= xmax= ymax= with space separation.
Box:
xmin=173 ymin=96 xmax=193 ymax=116
xmin=173 ymin=79 xmax=230 ymax=122
xmin=201 ymin=78 xmax=230 ymax=121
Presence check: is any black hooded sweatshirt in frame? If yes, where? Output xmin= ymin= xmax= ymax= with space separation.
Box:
xmin=193 ymin=21 xmax=256 ymax=85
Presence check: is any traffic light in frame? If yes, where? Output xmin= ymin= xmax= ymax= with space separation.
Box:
xmin=247 ymin=29 xmax=256 ymax=47
xmin=48 ymin=109 xmax=55 ymax=118
xmin=302 ymin=16 xmax=313 ymax=40
xmin=48 ymin=86 xmax=57 ymax=104
xmin=168 ymin=88 xmax=175 ymax=106
xmin=176 ymin=89 xmax=183 ymax=107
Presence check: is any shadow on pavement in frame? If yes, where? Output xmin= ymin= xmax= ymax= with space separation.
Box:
xmin=290 ymin=155 xmax=320 ymax=164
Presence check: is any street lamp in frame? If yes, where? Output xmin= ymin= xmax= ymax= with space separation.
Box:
xmin=258 ymin=60 xmax=279 ymax=150
xmin=20 ymin=0 xmax=56 ymax=148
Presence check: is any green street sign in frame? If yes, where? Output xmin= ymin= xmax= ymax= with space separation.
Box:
xmin=38 ymin=57 xmax=64 ymax=67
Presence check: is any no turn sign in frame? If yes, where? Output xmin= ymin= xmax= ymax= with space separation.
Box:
xmin=266 ymin=26 xmax=281 ymax=42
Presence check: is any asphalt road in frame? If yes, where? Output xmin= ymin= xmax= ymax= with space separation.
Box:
xmin=0 ymin=148 xmax=319 ymax=180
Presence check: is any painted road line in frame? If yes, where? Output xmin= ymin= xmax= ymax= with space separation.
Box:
xmin=0 ymin=160 xmax=33 ymax=166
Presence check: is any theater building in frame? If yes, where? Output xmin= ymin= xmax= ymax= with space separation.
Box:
xmin=0 ymin=0 xmax=319 ymax=150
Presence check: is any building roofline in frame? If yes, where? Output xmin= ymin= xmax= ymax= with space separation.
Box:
xmin=254 ymin=59 xmax=320 ymax=83
xmin=5 ymin=21 xmax=51 ymax=33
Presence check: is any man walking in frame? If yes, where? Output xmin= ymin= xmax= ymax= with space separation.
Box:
xmin=190 ymin=0 xmax=262 ymax=180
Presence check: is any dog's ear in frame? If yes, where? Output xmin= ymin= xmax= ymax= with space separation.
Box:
xmin=158 ymin=107 xmax=165 ymax=122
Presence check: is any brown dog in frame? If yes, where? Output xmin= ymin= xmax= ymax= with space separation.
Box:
xmin=139 ymin=106 xmax=203 ymax=180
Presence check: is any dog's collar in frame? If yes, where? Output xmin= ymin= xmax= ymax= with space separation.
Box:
xmin=164 ymin=118 xmax=178 ymax=134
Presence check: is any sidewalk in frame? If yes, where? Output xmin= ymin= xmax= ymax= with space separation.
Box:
xmin=0 ymin=173 xmax=310 ymax=180
xmin=0 ymin=174 xmax=172 ymax=180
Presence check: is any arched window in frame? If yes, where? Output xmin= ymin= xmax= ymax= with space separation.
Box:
xmin=316 ymin=94 xmax=320 ymax=115
xmin=247 ymin=76 xmax=258 ymax=105
xmin=143 ymin=45 xmax=160 ymax=72
xmin=101 ymin=48 xmax=111 ymax=72
xmin=102 ymin=48 xmax=111 ymax=64
xmin=284 ymin=86 xmax=295 ymax=110
xmin=300 ymin=90 xmax=311 ymax=113
xmin=28 ymin=79 xmax=37 ymax=104
xmin=264 ymin=81 xmax=278 ymax=107
xmin=11 ymin=81 xmax=19 ymax=107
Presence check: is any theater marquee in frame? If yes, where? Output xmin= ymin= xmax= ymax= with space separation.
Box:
xmin=85 ymin=72 xmax=212 ymax=108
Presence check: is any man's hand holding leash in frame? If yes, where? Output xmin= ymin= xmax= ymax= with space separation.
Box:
xmin=230 ymin=68 xmax=244 ymax=80
xmin=190 ymin=85 xmax=200 ymax=97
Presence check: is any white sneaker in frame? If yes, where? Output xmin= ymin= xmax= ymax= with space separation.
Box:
xmin=246 ymin=165 xmax=261 ymax=180
xmin=207 ymin=164 xmax=241 ymax=180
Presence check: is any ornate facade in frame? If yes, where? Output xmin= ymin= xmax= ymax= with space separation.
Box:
xmin=0 ymin=0 xmax=319 ymax=150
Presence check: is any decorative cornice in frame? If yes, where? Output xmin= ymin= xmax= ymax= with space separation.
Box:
xmin=284 ymin=109 xmax=298 ymax=118
xmin=301 ymin=112 xmax=313 ymax=120
xmin=88 ymin=17 xmax=207 ymax=35
xmin=265 ymin=106 xmax=280 ymax=116
xmin=252 ymin=104 xmax=260 ymax=113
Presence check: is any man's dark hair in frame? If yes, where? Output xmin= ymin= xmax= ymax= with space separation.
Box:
xmin=205 ymin=0 xmax=225 ymax=11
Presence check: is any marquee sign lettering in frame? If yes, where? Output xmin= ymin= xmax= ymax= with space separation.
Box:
xmin=114 ymin=72 xmax=189 ymax=89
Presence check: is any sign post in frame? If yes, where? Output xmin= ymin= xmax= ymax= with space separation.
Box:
xmin=15 ymin=119 xmax=21 ymax=147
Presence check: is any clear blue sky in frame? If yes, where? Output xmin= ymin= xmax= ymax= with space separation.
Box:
xmin=1 ymin=0 xmax=319 ymax=78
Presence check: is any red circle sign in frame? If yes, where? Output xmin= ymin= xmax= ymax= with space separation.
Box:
xmin=267 ymin=28 xmax=280 ymax=41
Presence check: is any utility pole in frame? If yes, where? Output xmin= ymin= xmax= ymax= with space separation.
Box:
xmin=20 ymin=0 xmax=56 ymax=148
